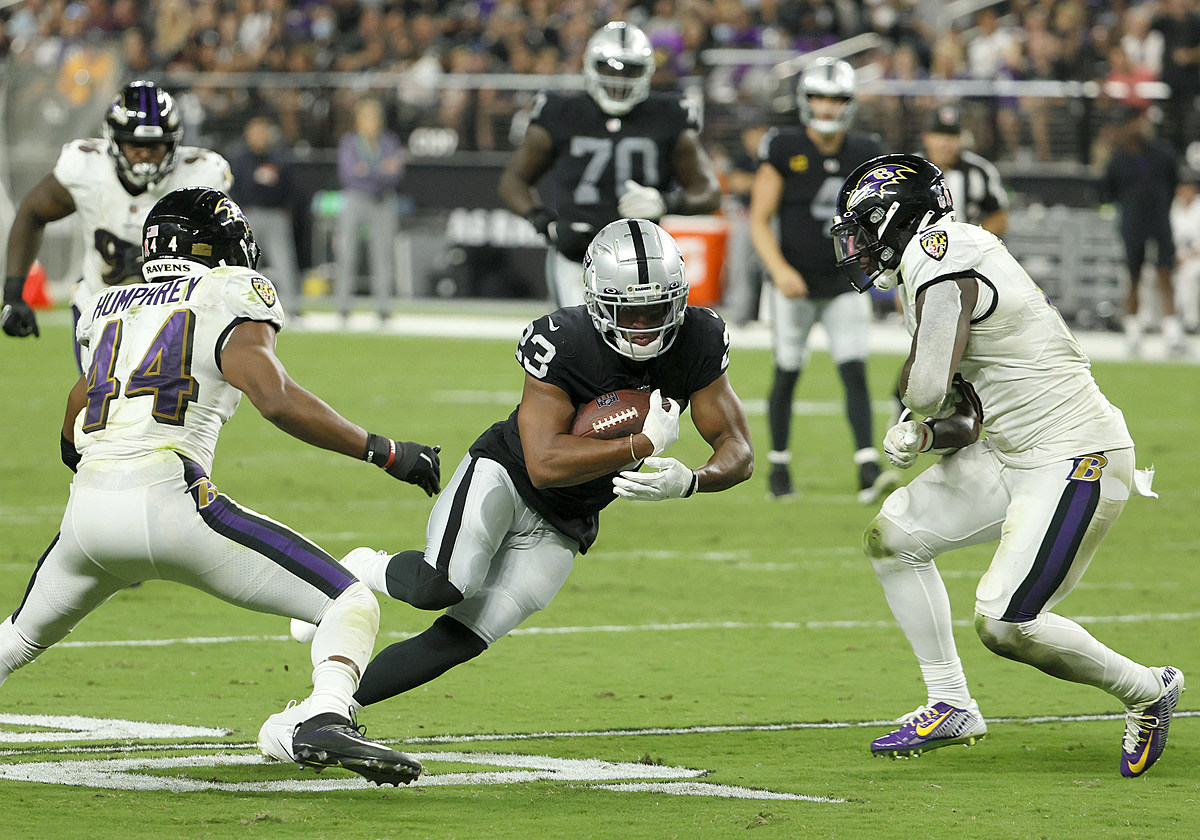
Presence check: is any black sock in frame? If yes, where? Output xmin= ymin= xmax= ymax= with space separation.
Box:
xmin=838 ymin=360 xmax=874 ymax=452
xmin=353 ymin=615 xmax=488 ymax=707
xmin=768 ymin=366 xmax=800 ymax=452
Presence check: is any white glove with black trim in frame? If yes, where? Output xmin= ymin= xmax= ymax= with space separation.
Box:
xmin=619 ymin=180 xmax=667 ymax=221
xmin=640 ymin=389 xmax=680 ymax=455
xmin=883 ymin=420 xmax=933 ymax=469
xmin=613 ymin=456 xmax=698 ymax=501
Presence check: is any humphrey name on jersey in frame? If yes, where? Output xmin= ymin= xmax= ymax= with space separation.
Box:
xmin=87 ymin=276 xmax=204 ymax=320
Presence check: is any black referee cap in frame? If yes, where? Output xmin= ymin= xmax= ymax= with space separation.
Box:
xmin=925 ymin=105 xmax=962 ymax=135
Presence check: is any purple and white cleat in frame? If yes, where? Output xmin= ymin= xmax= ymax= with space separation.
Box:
xmin=1121 ymin=666 xmax=1184 ymax=778
xmin=871 ymin=700 xmax=987 ymax=758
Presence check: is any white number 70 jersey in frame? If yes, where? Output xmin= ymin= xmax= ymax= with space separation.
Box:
xmin=73 ymin=267 xmax=284 ymax=474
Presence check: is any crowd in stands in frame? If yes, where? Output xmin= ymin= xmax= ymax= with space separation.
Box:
xmin=1 ymin=1 xmax=1198 ymax=162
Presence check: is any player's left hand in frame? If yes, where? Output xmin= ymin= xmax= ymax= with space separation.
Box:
xmin=883 ymin=420 xmax=933 ymax=469
xmin=1 ymin=299 xmax=39 ymax=338
xmin=619 ymin=180 xmax=667 ymax=221
xmin=613 ymin=456 xmax=698 ymax=501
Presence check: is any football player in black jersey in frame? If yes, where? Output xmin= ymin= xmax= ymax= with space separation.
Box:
xmin=749 ymin=57 xmax=898 ymax=503
xmin=498 ymin=21 xmax=722 ymax=307
xmin=262 ymin=221 xmax=753 ymax=748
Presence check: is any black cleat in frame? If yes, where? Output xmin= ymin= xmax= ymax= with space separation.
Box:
xmin=767 ymin=463 xmax=795 ymax=499
xmin=293 ymin=719 xmax=422 ymax=786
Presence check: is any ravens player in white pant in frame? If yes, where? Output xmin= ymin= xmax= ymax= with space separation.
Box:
xmin=498 ymin=21 xmax=722 ymax=308
xmin=3 ymin=82 xmax=231 ymax=371
xmin=832 ymin=153 xmax=1183 ymax=776
xmin=0 ymin=188 xmax=441 ymax=786
xmin=263 ymin=220 xmax=754 ymax=757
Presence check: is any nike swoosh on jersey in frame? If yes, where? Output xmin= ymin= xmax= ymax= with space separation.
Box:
xmin=914 ymin=710 xmax=953 ymax=737
xmin=547 ymin=317 xmax=560 ymax=331
xmin=1126 ymin=740 xmax=1153 ymax=774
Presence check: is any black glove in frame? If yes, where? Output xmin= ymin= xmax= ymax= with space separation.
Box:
xmin=61 ymin=434 xmax=81 ymax=473
xmin=525 ymin=207 xmax=559 ymax=244
xmin=2 ymin=275 xmax=39 ymax=338
xmin=365 ymin=433 xmax=442 ymax=496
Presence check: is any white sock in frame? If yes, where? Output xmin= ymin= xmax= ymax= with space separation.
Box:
xmin=1017 ymin=613 xmax=1160 ymax=708
xmin=306 ymin=658 xmax=360 ymax=718
xmin=0 ymin=616 xmax=42 ymax=685
xmin=310 ymin=582 xmax=378 ymax=673
xmin=872 ymin=556 xmax=971 ymax=708
xmin=350 ymin=553 xmax=390 ymax=595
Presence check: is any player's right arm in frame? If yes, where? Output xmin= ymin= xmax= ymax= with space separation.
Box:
xmin=747 ymin=160 xmax=807 ymax=298
xmin=221 ymin=320 xmax=441 ymax=494
xmin=517 ymin=374 xmax=674 ymax=489
xmin=3 ymin=174 xmax=76 ymax=338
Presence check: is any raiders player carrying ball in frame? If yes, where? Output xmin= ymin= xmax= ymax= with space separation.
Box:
xmin=262 ymin=219 xmax=753 ymax=758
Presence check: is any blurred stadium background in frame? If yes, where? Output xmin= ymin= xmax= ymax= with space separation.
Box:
xmin=2 ymin=0 xmax=1199 ymax=337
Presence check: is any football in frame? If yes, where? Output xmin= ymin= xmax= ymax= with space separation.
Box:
xmin=570 ymin=389 xmax=662 ymax=439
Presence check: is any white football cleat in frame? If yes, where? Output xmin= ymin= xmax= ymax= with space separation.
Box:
xmin=258 ymin=697 xmax=311 ymax=762
xmin=290 ymin=547 xmax=390 ymax=643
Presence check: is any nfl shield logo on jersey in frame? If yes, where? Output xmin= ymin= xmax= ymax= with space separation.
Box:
xmin=251 ymin=277 xmax=277 ymax=308
xmin=919 ymin=230 xmax=948 ymax=261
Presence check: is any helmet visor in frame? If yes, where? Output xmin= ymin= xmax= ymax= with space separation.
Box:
xmin=593 ymin=57 xmax=649 ymax=104
xmin=831 ymin=217 xmax=879 ymax=292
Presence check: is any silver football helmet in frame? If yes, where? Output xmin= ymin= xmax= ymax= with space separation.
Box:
xmin=583 ymin=22 xmax=655 ymax=116
xmin=584 ymin=219 xmax=689 ymax=360
xmin=798 ymin=57 xmax=857 ymax=135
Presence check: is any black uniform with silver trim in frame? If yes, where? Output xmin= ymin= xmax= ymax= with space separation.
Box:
xmin=530 ymin=90 xmax=700 ymax=261
xmin=760 ymin=127 xmax=886 ymax=298
xmin=470 ymin=303 xmax=729 ymax=551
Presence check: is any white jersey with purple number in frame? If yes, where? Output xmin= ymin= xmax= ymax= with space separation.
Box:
xmin=53 ymin=139 xmax=232 ymax=305
xmin=898 ymin=220 xmax=1133 ymax=468
xmin=74 ymin=267 xmax=284 ymax=473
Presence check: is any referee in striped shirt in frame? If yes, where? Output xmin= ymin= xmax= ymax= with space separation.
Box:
xmin=921 ymin=105 xmax=1009 ymax=237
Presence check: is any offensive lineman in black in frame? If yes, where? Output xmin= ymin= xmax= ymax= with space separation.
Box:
xmin=498 ymin=21 xmax=721 ymax=307
xmin=749 ymin=57 xmax=897 ymax=503
xmin=262 ymin=221 xmax=752 ymax=743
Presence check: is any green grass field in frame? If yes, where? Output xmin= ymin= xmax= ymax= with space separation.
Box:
xmin=1 ymin=318 xmax=1197 ymax=840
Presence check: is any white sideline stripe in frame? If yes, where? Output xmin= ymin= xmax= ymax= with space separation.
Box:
xmin=590 ymin=782 xmax=844 ymax=802
xmin=6 ymin=709 xmax=1198 ymax=756
xmin=53 ymin=611 xmax=1200 ymax=649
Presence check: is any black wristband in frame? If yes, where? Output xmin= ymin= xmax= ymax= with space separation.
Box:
xmin=363 ymin=432 xmax=395 ymax=468
xmin=663 ymin=190 xmax=686 ymax=216
xmin=684 ymin=470 xmax=699 ymax=497
xmin=4 ymin=275 xmax=25 ymax=302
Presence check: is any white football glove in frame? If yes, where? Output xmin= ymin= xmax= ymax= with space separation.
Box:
xmin=640 ymin=389 xmax=680 ymax=455
xmin=613 ymin=456 xmax=698 ymax=501
xmin=883 ymin=420 xmax=934 ymax=469
xmin=618 ymin=180 xmax=667 ymax=221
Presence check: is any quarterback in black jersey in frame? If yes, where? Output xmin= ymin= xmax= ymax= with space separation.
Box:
xmin=749 ymin=57 xmax=897 ymax=504
xmin=277 ymin=220 xmax=752 ymax=725
xmin=499 ymin=21 xmax=721 ymax=307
